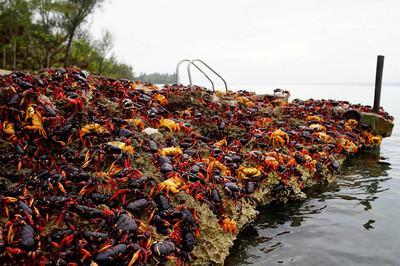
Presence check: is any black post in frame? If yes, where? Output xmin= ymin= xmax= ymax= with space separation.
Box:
xmin=373 ymin=55 xmax=384 ymax=113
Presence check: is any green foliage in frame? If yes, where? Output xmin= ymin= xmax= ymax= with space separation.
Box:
xmin=0 ymin=0 xmax=31 ymax=42
xmin=102 ymin=56 xmax=134 ymax=80
xmin=0 ymin=0 xmax=177 ymax=82
xmin=0 ymin=0 xmax=134 ymax=79
xmin=60 ymin=0 xmax=104 ymax=65
xmin=136 ymin=72 xmax=177 ymax=84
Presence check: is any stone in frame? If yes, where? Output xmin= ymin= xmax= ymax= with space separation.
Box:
xmin=360 ymin=112 xmax=394 ymax=137
xmin=142 ymin=127 xmax=163 ymax=140
xmin=143 ymin=127 xmax=159 ymax=136
xmin=343 ymin=109 xmax=362 ymax=121
xmin=256 ymin=93 xmax=290 ymax=103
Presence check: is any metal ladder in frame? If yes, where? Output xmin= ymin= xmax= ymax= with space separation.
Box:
xmin=176 ymin=59 xmax=228 ymax=92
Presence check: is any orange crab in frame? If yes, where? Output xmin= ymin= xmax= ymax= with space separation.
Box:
xmin=264 ymin=156 xmax=280 ymax=171
xmin=2 ymin=121 xmax=17 ymax=141
xmin=24 ymin=105 xmax=47 ymax=138
xmin=157 ymin=174 xmax=184 ymax=194
xmin=269 ymin=129 xmax=289 ymax=146
xmin=220 ymin=218 xmax=237 ymax=235
xmin=106 ymin=141 xmax=135 ymax=155
xmin=207 ymin=159 xmax=231 ymax=176
xmin=214 ymin=138 xmax=227 ymax=148
xmin=303 ymin=155 xmax=317 ymax=173
xmin=309 ymin=124 xmax=327 ymax=132
xmin=306 ymin=115 xmax=324 ymax=123
xmin=364 ymin=132 xmax=382 ymax=147
xmin=345 ymin=119 xmax=358 ymax=132
xmin=369 ymin=135 xmax=382 ymax=146
xmin=236 ymin=96 xmax=254 ymax=108
xmin=285 ymin=156 xmax=297 ymax=167
xmin=80 ymin=123 xmax=107 ymax=138
xmin=158 ymin=146 xmax=183 ymax=157
xmin=159 ymin=118 xmax=181 ymax=132
xmin=237 ymin=166 xmax=263 ymax=179
xmin=337 ymin=137 xmax=358 ymax=153
xmin=154 ymin=94 xmax=168 ymax=105
xmin=255 ymin=117 xmax=272 ymax=128
xmin=124 ymin=118 xmax=144 ymax=132
xmin=313 ymin=132 xmax=334 ymax=143
xmin=180 ymin=108 xmax=193 ymax=119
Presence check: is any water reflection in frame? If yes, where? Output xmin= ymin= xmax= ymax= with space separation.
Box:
xmin=333 ymin=150 xmax=391 ymax=213
xmin=225 ymin=150 xmax=392 ymax=265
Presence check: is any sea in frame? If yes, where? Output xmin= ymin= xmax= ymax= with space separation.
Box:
xmin=223 ymin=83 xmax=400 ymax=266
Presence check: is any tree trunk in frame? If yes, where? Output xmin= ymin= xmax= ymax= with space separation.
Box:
xmin=63 ymin=34 xmax=73 ymax=67
xmin=98 ymin=58 xmax=104 ymax=75
xmin=12 ymin=38 xmax=16 ymax=70
xmin=45 ymin=50 xmax=52 ymax=68
xmin=2 ymin=46 xmax=5 ymax=69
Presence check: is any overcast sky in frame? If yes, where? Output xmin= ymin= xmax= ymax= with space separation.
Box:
xmin=90 ymin=0 xmax=400 ymax=84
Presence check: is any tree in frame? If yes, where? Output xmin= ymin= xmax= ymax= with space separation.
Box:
xmin=61 ymin=0 xmax=104 ymax=66
xmin=0 ymin=0 xmax=32 ymax=69
xmin=68 ymin=32 xmax=104 ymax=71
xmin=136 ymin=72 xmax=177 ymax=84
xmin=94 ymin=29 xmax=112 ymax=75
xmin=102 ymin=54 xmax=134 ymax=80
xmin=0 ymin=0 xmax=135 ymax=80
xmin=31 ymin=0 xmax=67 ymax=67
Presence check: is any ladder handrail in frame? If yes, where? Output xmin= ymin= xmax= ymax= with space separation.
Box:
xmin=190 ymin=63 xmax=215 ymax=91
xmin=188 ymin=59 xmax=228 ymax=92
xmin=176 ymin=59 xmax=215 ymax=90
xmin=176 ymin=59 xmax=191 ymax=84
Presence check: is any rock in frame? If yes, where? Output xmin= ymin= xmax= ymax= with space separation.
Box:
xmin=143 ymin=127 xmax=163 ymax=140
xmin=333 ymin=106 xmax=345 ymax=117
xmin=98 ymin=97 xmax=119 ymax=115
xmin=256 ymin=93 xmax=290 ymax=103
xmin=211 ymin=94 xmax=220 ymax=103
xmin=343 ymin=109 xmax=361 ymax=121
xmin=360 ymin=112 xmax=394 ymax=137
xmin=143 ymin=127 xmax=158 ymax=135
xmin=175 ymin=191 xmax=234 ymax=265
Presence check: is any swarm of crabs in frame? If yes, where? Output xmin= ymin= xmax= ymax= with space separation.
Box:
xmin=0 ymin=68 xmax=393 ymax=265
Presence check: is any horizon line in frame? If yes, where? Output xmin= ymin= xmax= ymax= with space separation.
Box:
xmin=229 ymin=82 xmax=400 ymax=86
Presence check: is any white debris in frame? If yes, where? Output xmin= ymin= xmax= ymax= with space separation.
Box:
xmin=212 ymin=94 xmax=220 ymax=103
xmin=143 ymin=127 xmax=159 ymax=135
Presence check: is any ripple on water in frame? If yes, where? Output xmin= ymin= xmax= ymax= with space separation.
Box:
xmin=226 ymin=149 xmax=400 ymax=266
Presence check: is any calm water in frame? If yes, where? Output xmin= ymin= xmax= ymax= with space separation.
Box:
xmin=225 ymin=84 xmax=400 ymax=266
